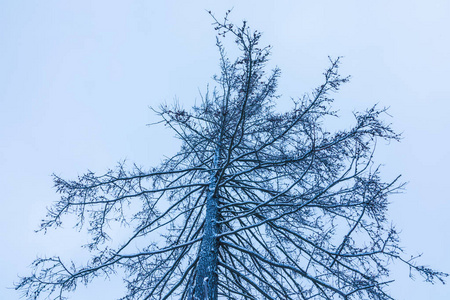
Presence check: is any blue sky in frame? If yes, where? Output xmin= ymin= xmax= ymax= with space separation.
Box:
xmin=1 ymin=1 xmax=449 ymax=299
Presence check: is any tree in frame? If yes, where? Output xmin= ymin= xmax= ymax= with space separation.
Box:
xmin=17 ymin=12 xmax=447 ymax=300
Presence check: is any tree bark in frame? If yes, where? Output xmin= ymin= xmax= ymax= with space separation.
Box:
xmin=193 ymin=148 xmax=221 ymax=300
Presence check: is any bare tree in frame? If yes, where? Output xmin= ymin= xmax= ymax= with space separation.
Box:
xmin=17 ymin=12 xmax=447 ymax=300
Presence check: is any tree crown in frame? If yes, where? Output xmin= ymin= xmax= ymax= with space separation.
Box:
xmin=17 ymin=12 xmax=447 ymax=300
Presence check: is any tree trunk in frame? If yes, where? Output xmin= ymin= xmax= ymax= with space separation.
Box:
xmin=193 ymin=148 xmax=221 ymax=300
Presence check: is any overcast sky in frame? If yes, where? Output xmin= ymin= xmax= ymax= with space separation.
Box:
xmin=1 ymin=1 xmax=449 ymax=299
